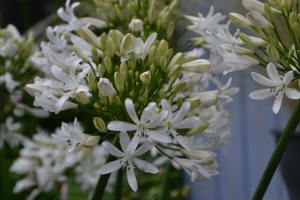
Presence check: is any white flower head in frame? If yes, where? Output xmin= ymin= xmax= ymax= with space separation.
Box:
xmin=249 ymin=63 xmax=300 ymax=113
xmin=129 ymin=19 xmax=144 ymax=32
xmin=98 ymin=132 xmax=158 ymax=192
xmin=121 ymin=33 xmax=157 ymax=62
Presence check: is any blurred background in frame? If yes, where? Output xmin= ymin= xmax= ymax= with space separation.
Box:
xmin=0 ymin=0 xmax=297 ymax=199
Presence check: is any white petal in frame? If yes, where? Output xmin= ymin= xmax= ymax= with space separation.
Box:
xmin=251 ymin=72 xmax=278 ymax=87
xmin=142 ymin=33 xmax=157 ymax=57
xmin=107 ymin=121 xmax=137 ymax=131
xmin=125 ymin=99 xmax=140 ymax=124
xmin=285 ymin=88 xmax=300 ymax=99
xmin=134 ymin=141 xmax=156 ymax=156
xmin=272 ymin=91 xmax=284 ymax=114
xmin=65 ymin=149 xmax=78 ymax=162
xmin=54 ymin=94 xmax=70 ymax=114
xmin=249 ymin=89 xmax=273 ymax=100
xmin=171 ymin=102 xmax=191 ymax=124
xmin=145 ymin=129 xmax=172 ymax=143
xmin=171 ymin=130 xmax=193 ymax=152
xmin=52 ymin=134 xmax=69 ymax=144
xmin=198 ymin=165 xmax=210 ymax=178
xmin=125 ymin=133 xmax=141 ymax=158
xmin=267 ymin=63 xmax=281 ymax=83
xmin=145 ymin=110 xmax=168 ymax=128
xmin=119 ymin=131 xmax=130 ymax=152
xmin=161 ymin=99 xmax=172 ymax=121
xmin=133 ymin=157 xmax=159 ymax=174
xmin=283 ymin=70 xmax=293 ymax=85
xmin=173 ymin=116 xmax=200 ymax=129
xmin=102 ymin=142 xmax=125 ymax=157
xmin=97 ymin=159 xmax=125 ymax=174
xmin=127 ymin=159 xmax=138 ymax=192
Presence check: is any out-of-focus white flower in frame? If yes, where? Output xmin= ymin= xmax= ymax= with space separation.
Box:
xmin=0 ymin=72 xmax=20 ymax=93
xmin=185 ymin=6 xmax=226 ymax=37
xmin=98 ymin=132 xmax=158 ymax=192
xmin=121 ymin=33 xmax=157 ymax=62
xmin=0 ymin=117 xmax=24 ymax=149
xmin=0 ymin=38 xmax=17 ymax=57
xmin=249 ymin=63 xmax=300 ymax=113
xmin=217 ymin=43 xmax=259 ymax=75
xmin=129 ymin=19 xmax=144 ymax=32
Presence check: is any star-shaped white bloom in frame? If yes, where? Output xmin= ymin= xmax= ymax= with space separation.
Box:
xmin=249 ymin=63 xmax=300 ymax=113
xmin=161 ymin=99 xmax=200 ymax=152
xmin=217 ymin=43 xmax=259 ymax=75
xmin=128 ymin=19 xmax=144 ymax=32
xmin=98 ymin=132 xmax=158 ymax=192
xmin=108 ymin=98 xmax=171 ymax=158
xmin=121 ymin=33 xmax=157 ymax=62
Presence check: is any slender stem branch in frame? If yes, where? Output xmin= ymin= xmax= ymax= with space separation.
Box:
xmin=91 ymin=134 xmax=120 ymax=200
xmin=252 ymin=99 xmax=300 ymax=199
xmin=114 ymin=169 xmax=123 ymax=200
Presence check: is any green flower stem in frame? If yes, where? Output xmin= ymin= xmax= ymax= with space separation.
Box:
xmin=252 ymin=99 xmax=300 ymax=200
xmin=114 ymin=169 xmax=123 ymax=200
xmin=158 ymin=161 xmax=171 ymax=200
xmin=91 ymin=134 xmax=120 ymax=200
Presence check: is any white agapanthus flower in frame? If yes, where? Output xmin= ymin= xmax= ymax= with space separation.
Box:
xmin=46 ymin=26 xmax=72 ymax=54
xmin=161 ymin=99 xmax=200 ymax=152
xmin=0 ymin=116 xmax=24 ymax=149
xmin=184 ymin=6 xmax=226 ymax=37
xmin=0 ymin=72 xmax=20 ymax=93
xmin=129 ymin=19 xmax=144 ymax=32
xmin=249 ymin=63 xmax=300 ymax=113
xmin=0 ymin=38 xmax=17 ymax=57
xmin=98 ymin=131 xmax=158 ymax=192
xmin=121 ymin=33 xmax=157 ymax=62
xmin=108 ymin=98 xmax=171 ymax=157
xmin=217 ymin=43 xmax=260 ymax=75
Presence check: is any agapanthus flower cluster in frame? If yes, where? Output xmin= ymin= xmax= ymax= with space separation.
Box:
xmin=0 ymin=25 xmax=50 ymax=149
xmin=185 ymin=0 xmax=300 ymax=113
xmin=10 ymin=124 xmax=111 ymax=200
xmin=24 ymin=0 xmax=238 ymax=193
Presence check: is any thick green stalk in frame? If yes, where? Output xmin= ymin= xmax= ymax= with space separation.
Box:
xmin=91 ymin=134 xmax=120 ymax=200
xmin=252 ymin=99 xmax=300 ymax=199
xmin=114 ymin=169 xmax=123 ymax=200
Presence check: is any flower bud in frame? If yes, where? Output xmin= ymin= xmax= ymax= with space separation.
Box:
xmin=264 ymin=3 xmax=274 ymax=24
xmin=184 ymin=54 xmax=198 ymax=62
xmin=249 ymin=24 xmax=269 ymax=41
xmin=181 ymin=59 xmax=211 ymax=73
xmin=186 ymin=122 xmax=209 ymax=136
xmin=165 ymin=49 xmax=173 ymax=62
xmin=268 ymin=0 xmax=283 ymax=11
xmin=162 ymin=11 xmax=171 ymax=27
xmin=114 ymin=72 xmax=124 ymax=92
xmin=186 ymin=97 xmax=201 ymax=109
xmin=120 ymin=33 xmax=133 ymax=56
xmin=148 ymin=8 xmax=156 ymax=24
xmin=74 ymin=91 xmax=90 ymax=104
xmin=229 ymin=13 xmax=251 ymax=28
xmin=120 ymin=62 xmax=128 ymax=79
xmin=220 ymin=44 xmax=255 ymax=55
xmin=88 ymin=73 xmax=97 ymax=91
xmin=147 ymin=46 xmax=159 ymax=67
xmin=167 ymin=64 xmax=181 ymax=78
xmin=106 ymin=38 xmax=116 ymax=58
xmin=293 ymin=22 xmax=300 ymax=39
xmin=268 ymin=37 xmax=276 ymax=46
xmin=130 ymin=51 xmax=136 ymax=64
xmin=246 ymin=11 xmax=274 ymax=29
xmin=109 ymin=30 xmax=121 ymax=52
xmin=179 ymin=149 xmax=214 ymax=164
xmin=98 ymin=64 xmax=105 ymax=78
xmin=93 ymin=117 xmax=107 ymax=133
xmin=159 ymin=89 xmax=165 ymax=99
xmin=167 ymin=21 xmax=174 ymax=40
xmin=190 ymin=37 xmax=205 ymax=46
xmin=282 ymin=0 xmax=294 ymax=11
xmin=267 ymin=44 xmax=281 ymax=63
xmin=165 ymin=52 xmax=184 ymax=73
xmin=242 ymin=0 xmax=282 ymax=15
xmin=239 ymin=33 xmax=259 ymax=48
xmin=128 ymin=60 xmax=135 ymax=70
xmin=113 ymin=95 xmax=121 ymax=106
xmin=98 ymin=78 xmax=117 ymax=96
xmin=197 ymin=93 xmax=218 ymax=108
xmin=100 ymin=32 xmax=108 ymax=51
xmin=129 ymin=19 xmax=143 ymax=31
xmin=91 ymin=47 xmax=98 ymax=64
xmin=96 ymin=8 xmax=109 ymax=23
xmin=103 ymin=57 xmax=112 ymax=73
xmin=140 ymin=71 xmax=151 ymax=84
xmin=158 ymin=40 xmax=169 ymax=56
xmin=150 ymin=64 xmax=156 ymax=75
xmin=80 ymin=28 xmax=102 ymax=50
xmin=72 ymin=45 xmax=89 ymax=63
xmin=142 ymin=92 xmax=148 ymax=104
xmin=114 ymin=4 xmax=124 ymax=22
xmin=135 ymin=71 xmax=140 ymax=82
xmin=108 ymin=3 xmax=115 ymax=22
xmin=83 ymin=135 xmax=101 ymax=148
xmin=98 ymin=91 xmax=108 ymax=105
xmin=171 ymin=82 xmax=186 ymax=93
xmin=289 ymin=11 xmax=297 ymax=26
xmin=128 ymin=69 xmax=134 ymax=79
xmin=159 ymin=56 xmax=167 ymax=71
xmin=175 ymin=97 xmax=183 ymax=109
